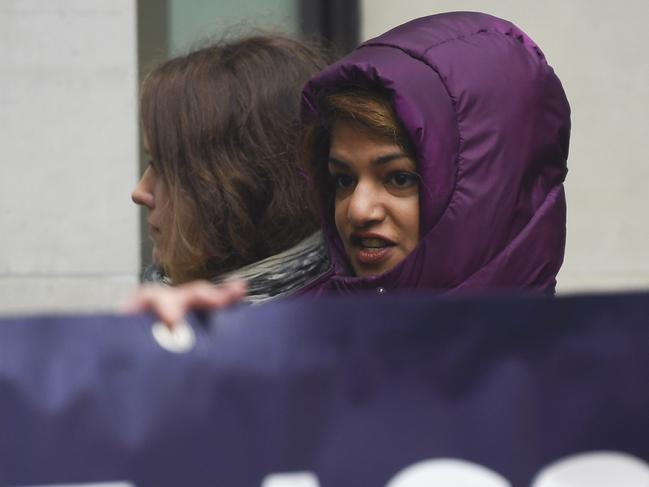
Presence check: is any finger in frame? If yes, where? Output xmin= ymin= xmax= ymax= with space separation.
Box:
xmin=180 ymin=279 xmax=247 ymax=310
xmin=152 ymin=281 xmax=246 ymax=329
xmin=222 ymin=278 xmax=248 ymax=297
xmin=118 ymin=280 xmax=249 ymax=330
xmin=120 ymin=285 xmax=182 ymax=329
xmin=151 ymin=291 xmax=187 ymax=328
xmin=119 ymin=285 xmax=158 ymax=314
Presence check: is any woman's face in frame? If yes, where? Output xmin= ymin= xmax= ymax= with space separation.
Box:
xmin=328 ymin=120 xmax=420 ymax=277
xmin=131 ymin=156 xmax=172 ymax=265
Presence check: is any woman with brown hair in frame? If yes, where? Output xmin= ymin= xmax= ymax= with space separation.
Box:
xmin=130 ymin=34 xmax=332 ymax=308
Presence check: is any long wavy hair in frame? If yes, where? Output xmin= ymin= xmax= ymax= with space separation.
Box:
xmin=140 ymin=35 xmax=331 ymax=283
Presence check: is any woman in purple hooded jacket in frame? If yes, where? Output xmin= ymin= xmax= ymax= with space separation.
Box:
xmin=298 ymin=11 xmax=570 ymax=296
xmin=127 ymin=12 xmax=570 ymax=323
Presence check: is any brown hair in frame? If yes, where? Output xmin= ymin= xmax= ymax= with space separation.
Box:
xmin=140 ymin=35 xmax=331 ymax=283
xmin=300 ymin=89 xmax=414 ymax=215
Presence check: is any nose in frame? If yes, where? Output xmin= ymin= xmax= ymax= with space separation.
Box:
xmin=131 ymin=166 xmax=155 ymax=209
xmin=346 ymin=181 xmax=386 ymax=227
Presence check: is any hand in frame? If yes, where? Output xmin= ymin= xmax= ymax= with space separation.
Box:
xmin=120 ymin=279 xmax=247 ymax=329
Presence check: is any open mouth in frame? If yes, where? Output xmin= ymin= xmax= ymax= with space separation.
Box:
xmin=352 ymin=236 xmax=395 ymax=250
xmin=351 ymin=236 xmax=395 ymax=266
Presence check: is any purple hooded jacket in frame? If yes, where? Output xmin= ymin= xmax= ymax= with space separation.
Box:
xmin=301 ymin=12 xmax=570 ymax=295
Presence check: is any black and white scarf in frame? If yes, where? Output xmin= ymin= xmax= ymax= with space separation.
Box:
xmin=143 ymin=231 xmax=330 ymax=304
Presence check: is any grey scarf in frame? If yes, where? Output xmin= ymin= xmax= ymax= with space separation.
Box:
xmin=143 ymin=231 xmax=329 ymax=304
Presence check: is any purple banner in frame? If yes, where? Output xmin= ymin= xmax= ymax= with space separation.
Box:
xmin=1 ymin=293 xmax=648 ymax=486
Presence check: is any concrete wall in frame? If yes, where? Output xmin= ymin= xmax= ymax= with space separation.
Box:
xmin=0 ymin=0 xmax=140 ymax=313
xmin=361 ymin=0 xmax=649 ymax=294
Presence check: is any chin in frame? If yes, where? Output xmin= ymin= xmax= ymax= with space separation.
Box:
xmin=352 ymin=258 xmax=402 ymax=278
xmin=353 ymin=265 xmax=386 ymax=278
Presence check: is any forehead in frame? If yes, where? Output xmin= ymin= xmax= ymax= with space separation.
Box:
xmin=329 ymin=120 xmax=403 ymax=158
xmin=328 ymin=121 xmax=417 ymax=174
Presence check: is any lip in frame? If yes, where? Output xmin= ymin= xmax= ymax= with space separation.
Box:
xmin=355 ymin=245 xmax=393 ymax=265
xmin=348 ymin=231 xmax=396 ymax=266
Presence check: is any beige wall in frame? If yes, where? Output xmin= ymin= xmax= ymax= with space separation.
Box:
xmin=361 ymin=0 xmax=649 ymax=293
xmin=0 ymin=0 xmax=140 ymax=313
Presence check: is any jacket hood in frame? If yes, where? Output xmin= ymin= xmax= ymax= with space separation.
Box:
xmin=301 ymin=11 xmax=570 ymax=295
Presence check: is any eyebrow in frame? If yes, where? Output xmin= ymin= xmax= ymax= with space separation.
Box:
xmin=328 ymin=152 xmax=412 ymax=168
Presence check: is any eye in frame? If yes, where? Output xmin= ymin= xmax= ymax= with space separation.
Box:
xmin=387 ymin=171 xmax=419 ymax=189
xmin=331 ymin=173 xmax=356 ymax=190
